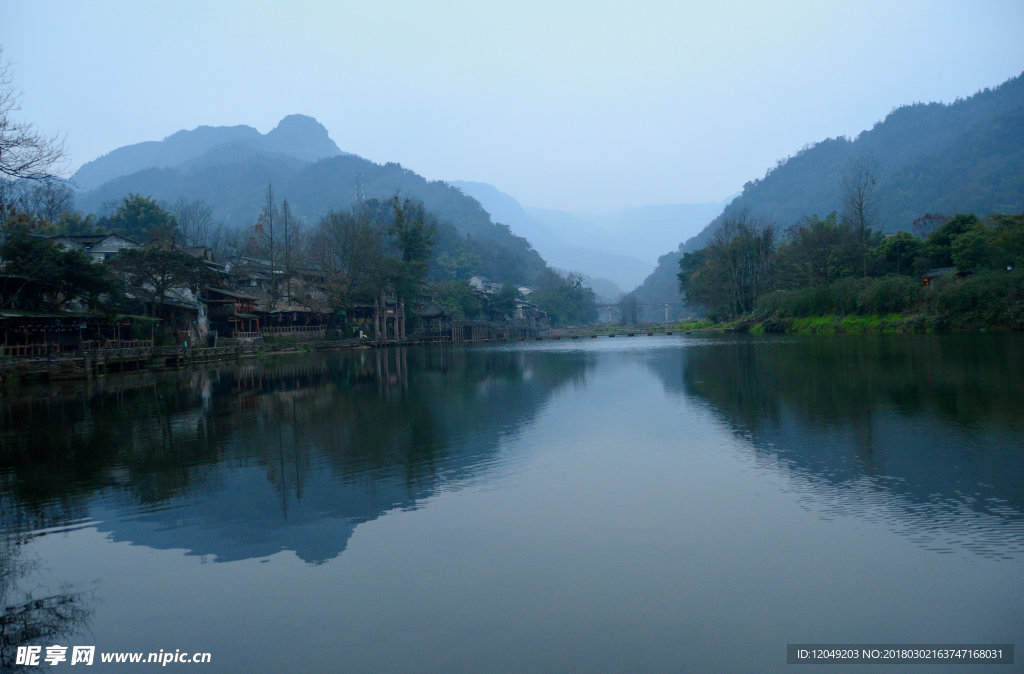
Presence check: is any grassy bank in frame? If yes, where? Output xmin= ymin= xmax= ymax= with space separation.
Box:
xmin=677 ymin=270 xmax=1024 ymax=335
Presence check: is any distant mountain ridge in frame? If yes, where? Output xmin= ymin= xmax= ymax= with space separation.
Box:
xmin=633 ymin=70 xmax=1024 ymax=317
xmin=452 ymin=180 xmax=728 ymax=293
xmin=450 ymin=181 xmax=647 ymax=296
xmin=73 ymin=117 xmax=549 ymax=286
xmin=72 ymin=114 xmax=343 ymax=191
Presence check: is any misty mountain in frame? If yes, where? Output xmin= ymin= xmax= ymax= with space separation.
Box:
xmin=452 ymin=180 xmax=728 ymax=293
xmin=74 ymin=117 xmax=548 ymax=285
xmin=634 ymin=70 xmax=1024 ymax=317
xmin=450 ymin=181 xmax=643 ymax=298
xmin=72 ymin=114 xmax=344 ymax=191
xmin=521 ymin=202 xmax=729 ymax=272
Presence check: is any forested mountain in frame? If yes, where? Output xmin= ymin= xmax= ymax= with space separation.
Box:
xmin=73 ymin=118 xmax=548 ymax=285
xmin=634 ymin=71 xmax=1024 ymax=317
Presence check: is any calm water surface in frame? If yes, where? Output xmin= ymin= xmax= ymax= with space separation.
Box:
xmin=2 ymin=336 xmax=1022 ymax=672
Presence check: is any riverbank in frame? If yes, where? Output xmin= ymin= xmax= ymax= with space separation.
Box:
xmin=0 ymin=337 xmax=372 ymax=387
xmin=671 ymin=311 xmax=1023 ymax=336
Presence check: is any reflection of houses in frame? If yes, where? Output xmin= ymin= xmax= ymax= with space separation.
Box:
xmin=48 ymin=233 xmax=141 ymax=261
xmin=204 ymin=288 xmax=261 ymax=339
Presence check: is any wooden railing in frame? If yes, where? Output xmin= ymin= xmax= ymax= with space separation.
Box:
xmin=261 ymin=325 xmax=327 ymax=335
xmin=1 ymin=343 xmax=51 ymax=358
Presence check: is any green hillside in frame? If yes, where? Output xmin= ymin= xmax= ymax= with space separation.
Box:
xmin=634 ymin=72 xmax=1024 ymax=316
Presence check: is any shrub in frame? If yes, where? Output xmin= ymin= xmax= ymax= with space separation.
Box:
xmin=860 ymin=276 xmax=922 ymax=314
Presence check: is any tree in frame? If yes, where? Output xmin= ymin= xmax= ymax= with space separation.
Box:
xmin=279 ymin=199 xmax=303 ymax=301
xmin=104 ymin=194 xmax=178 ymax=243
xmin=989 ymin=213 xmax=1024 ymax=270
xmin=923 ymin=214 xmax=979 ymax=268
xmin=618 ymin=293 xmax=641 ymax=325
xmin=260 ymin=183 xmax=276 ymax=273
xmin=171 ymin=198 xmax=215 ymax=248
xmin=840 ymin=154 xmax=880 ymax=277
xmin=434 ymin=280 xmax=482 ymax=320
xmin=0 ymin=235 xmax=113 ymax=311
xmin=110 ymin=245 xmax=213 ymax=318
xmin=489 ymin=282 xmax=519 ymax=320
xmin=678 ymin=215 xmax=775 ymax=319
xmin=869 ymin=231 xmax=921 ymax=276
xmin=0 ymin=48 xmax=65 ymax=185
xmin=307 ymin=205 xmax=388 ymax=310
xmin=775 ymin=212 xmax=858 ymax=288
xmin=2 ymin=178 xmax=74 ymax=223
xmin=531 ymin=269 xmax=598 ymax=325
xmin=387 ymin=196 xmax=435 ymax=302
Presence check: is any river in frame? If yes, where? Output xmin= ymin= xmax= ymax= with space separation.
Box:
xmin=1 ymin=335 xmax=1021 ymax=671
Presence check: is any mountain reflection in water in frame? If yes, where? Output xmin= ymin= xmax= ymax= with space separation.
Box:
xmin=1 ymin=337 xmax=1021 ymax=672
xmin=656 ymin=335 xmax=1024 ymax=559
xmin=0 ymin=347 xmax=592 ymax=564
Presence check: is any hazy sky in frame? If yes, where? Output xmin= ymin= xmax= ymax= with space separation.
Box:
xmin=3 ymin=0 xmax=1023 ymax=214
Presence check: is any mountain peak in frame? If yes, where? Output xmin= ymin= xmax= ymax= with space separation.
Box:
xmin=271 ymin=113 xmax=325 ymax=133
xmin=263 ymin=114 xmax=341 ymax=161
xmin=72 ymin=115 xmax=343 ymax=190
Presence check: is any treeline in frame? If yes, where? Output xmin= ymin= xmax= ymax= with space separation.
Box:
xmin=678 ymin=211 xmax=1024 ymax=331
xmin=0 ymin=180 xmax=598 ymax=327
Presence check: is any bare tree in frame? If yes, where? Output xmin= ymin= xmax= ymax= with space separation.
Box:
xmin=841 ymin=154 xmax=879 ymax=276
xmin=308 ymin=205 xmax=387 ymax=310
xmin=255 ymin=183 xmax=279 ymax=303
xmin=618 ymin=293 xmax=640 ymax=325
xmin=280 ymin=199 xmax=305 ymax=302
xmin=0 ymin=178 xmax=73 ymax=224
xmin=171 ymin=198 xmax=215 ymax=248
xmin=0 ymin=48 xmax=65 ymax=184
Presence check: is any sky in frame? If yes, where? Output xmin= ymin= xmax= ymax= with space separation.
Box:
xmin=3 ymin=0 xmax=1023 ymax=214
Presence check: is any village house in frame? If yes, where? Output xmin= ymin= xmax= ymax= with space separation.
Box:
xmin=203 ymin=287 xmax=261 ymax=340
xmin=48 ymin=233 xmax=141 ymax=261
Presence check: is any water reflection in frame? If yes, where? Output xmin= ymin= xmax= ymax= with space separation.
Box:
xmin=654 ymin=335 xmax=1024 ymax=558
xmin=0 ymin=507 xmax=94 ymax=671
xmin=0 ymin=347 xmax=592 ymax=564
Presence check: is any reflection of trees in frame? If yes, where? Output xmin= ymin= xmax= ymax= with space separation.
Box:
xmin=639 ymin=335 xmax=1024 ymax=559
xmin=0 ymin=346 xmax=592 ymax=560
xmin=0 ymin=501 xmax=93 ymax=671
xmin=677 ymin=335 xmax=1024 ymax=431
xmin=665 ymin=336 xmax=1024 ymax=523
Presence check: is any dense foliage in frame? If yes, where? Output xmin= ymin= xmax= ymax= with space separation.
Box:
xmin=679 ymin=210 xmax=1024 ymax=330
xmin=0 ymin=233 xmax=114 ymax=311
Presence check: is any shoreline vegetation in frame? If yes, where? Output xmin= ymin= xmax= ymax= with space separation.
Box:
xmin=664 ymin=270 xmax=1024 ymax=336
xmin=674 ymin=211 xmax=1024 ymax=335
